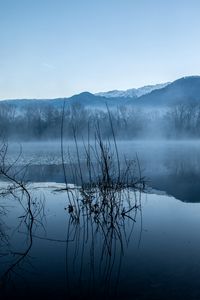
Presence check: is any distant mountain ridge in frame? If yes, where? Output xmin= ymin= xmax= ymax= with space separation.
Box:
xmin=95 ymin=82 xmax=170 ymax=98
xmin=1 ymin=76 xmax=200 ymax=108
xmin=136 ymin=76 xmax=200 ymax=106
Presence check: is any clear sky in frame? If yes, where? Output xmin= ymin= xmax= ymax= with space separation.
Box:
xmin=1 ymin=0 xmax=200 ymax=99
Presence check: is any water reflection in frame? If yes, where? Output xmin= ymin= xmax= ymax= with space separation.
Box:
xmin=150 ymin=144 xmax=200 ymax=202
xmin=1 ymin=141 xmax=200 ymax=299
xmin=7 ymin=141 xmax=200 ymax=203
xmin=0 ymin=184 xmax=44 ymax=298
xmin=64 ymin=186 xmax=142 ymax=299
xmin=1 ymin=183 xmax=200 ymax=299
xmin=0 ymin=183 xmax=142 ymax=299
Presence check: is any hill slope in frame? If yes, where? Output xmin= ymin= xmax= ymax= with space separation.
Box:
xmin=136 ymin=76 xmax=200 ymax=106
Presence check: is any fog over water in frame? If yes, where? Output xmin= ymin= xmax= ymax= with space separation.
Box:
xmin=1 ymin=137 xmax=200 ymax=299
xmin=5 ymin=139 xmax=200 ymax=203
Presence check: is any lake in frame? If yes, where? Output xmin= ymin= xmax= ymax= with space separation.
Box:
xmin=0 ymin=140 xmax=200 ymax=299
xmin=5 ymin=140 xmax=200 ymax=202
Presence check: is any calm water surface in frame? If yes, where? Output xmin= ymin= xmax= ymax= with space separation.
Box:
xmin=1 ymin=140 xmax=200 ymax=299
xmin=1 ymin=185 xmax=200 ymax=300
xmin=7 ymin=140 xmax=200 ymax=202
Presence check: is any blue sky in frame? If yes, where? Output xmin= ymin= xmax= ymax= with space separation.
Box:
xmin=1 ymin=0 xmax=200 ymax=99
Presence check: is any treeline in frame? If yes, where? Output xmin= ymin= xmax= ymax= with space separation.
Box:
xmin=0 ymin=101 xmax=200 ymax=140
xmin=164 ymin=103 xmax=200 ymax=138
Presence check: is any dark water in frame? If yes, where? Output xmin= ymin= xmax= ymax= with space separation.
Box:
xmin=1 ymin=185 xmax=200 ymax=300
xmin=1 ymin=140 xmax=200 ymax=299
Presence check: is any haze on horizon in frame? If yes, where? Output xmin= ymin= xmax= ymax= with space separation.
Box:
xmin=1 ymin=0 xmax=200 ymax=100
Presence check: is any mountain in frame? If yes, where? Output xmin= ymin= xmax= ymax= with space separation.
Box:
xmin=95 ymin=82 xmax=170 ymax=98
xmin=95 ymin=76 xmax=200 ymax=107
xmin=136 ymin=76 xmax=200 ymax=107
xmin=1 ymin=76 xmax=200 ymax=109
xmin=68 ymin=92 xmax=133 ymax=107
xmin=1 ymin=92 xmax=133 ymax=110
xmin=68 ymin=92 xmax=108 ymax=106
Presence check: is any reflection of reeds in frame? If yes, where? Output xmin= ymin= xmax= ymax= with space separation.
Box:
xmin=0 ymin=141 xmax=44 ymax=295
xmin=0 ymin=190 xmax=44 ymax=297
xmin=65 ymin=186 xmax=143 ymax=299
xmin=60 ymin=106 xmax=146 ymax=298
